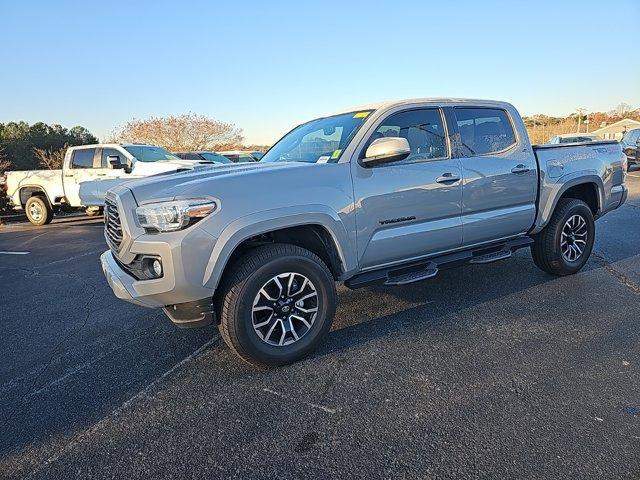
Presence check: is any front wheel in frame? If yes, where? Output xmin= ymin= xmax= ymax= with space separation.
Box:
xmin=218 ymin=244 xmax=337 ymax=367
xmin=531 ymin=198 xmax=595 ymax=276
xmin=86 ymin=207 xmax=103 ymax=217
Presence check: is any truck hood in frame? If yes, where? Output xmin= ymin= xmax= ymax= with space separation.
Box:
xmin=124 ymin=161 xmax=309 ymax=205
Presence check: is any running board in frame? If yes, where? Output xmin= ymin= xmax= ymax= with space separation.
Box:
xmin=345 ymin=236 xmax=533 ymax=289
xmin=469 ymin=249 xmax=512 ymax=264
xmin=385 ymin=263 xmax=438 ymax=286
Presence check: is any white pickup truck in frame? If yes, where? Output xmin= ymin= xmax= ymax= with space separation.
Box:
xmin=5 ymin=143 xmax=213 ymax=225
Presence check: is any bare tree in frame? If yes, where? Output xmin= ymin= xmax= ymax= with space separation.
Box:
xmin=33 ymin=144 xmax=68 ymax=169
xmin=112 ymin=113 xmax=244 ymax=152
xmin=609 ymin=102 xmax=632 ymax=118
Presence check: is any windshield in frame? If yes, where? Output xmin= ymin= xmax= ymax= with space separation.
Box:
xmin=200 ymin=152 xmax=232 ymax=163
xmin=124 ymin=146 xmax=181 ymax=162
xmin=261 ymin=110 xmax=373 ymax=163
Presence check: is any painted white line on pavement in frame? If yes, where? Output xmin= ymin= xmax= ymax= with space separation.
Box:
xmin=627 ymin=174 xmax=640 ymax=178
xmin=0 ymin=251 xmax=30 ymax=255
xmin=263 ymin=387 xmax=338 ymax=414
xmin=37 ymin=249 xmax=104 ymax=268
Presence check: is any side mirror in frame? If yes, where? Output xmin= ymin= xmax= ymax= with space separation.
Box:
xmin=361 ymin=137 xmax=411 ymax=167
xmin=108 ymin=155 xmax=131 ymax=173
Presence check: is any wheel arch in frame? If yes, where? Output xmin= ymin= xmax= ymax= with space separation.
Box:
xmin=533 ymin=175 xmax=604 ymax=233
xmin=19 ymin=185 xmax=54 ymax=209
xmin=203 ymin=209 xmax=355 ymax=293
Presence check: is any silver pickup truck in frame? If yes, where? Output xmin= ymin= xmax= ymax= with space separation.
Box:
xmin=100 ymin=98 xmax=628 ymax=367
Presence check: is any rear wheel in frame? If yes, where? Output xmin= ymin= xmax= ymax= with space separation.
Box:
xmin=25 ymin=196 xmax=54 ymax=226
xmin=531 ymin=198 xmax=595 ymax=276
xmin=218 ymin=244 xmax=337 ymax=367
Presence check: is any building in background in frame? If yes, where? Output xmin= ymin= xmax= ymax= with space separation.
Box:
xmin=592 ymin=119 xmax=640 ymax=140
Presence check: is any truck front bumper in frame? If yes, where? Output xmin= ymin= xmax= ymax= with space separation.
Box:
xmin=100 ymin=250 xmax=215 ymax=328
xmin=100 ymin=251 xmax=161 ymax=308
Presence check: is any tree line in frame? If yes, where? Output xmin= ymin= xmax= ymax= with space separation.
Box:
xmin=0 ymin=114 xmax=269 ymax=174
xmin=523 ymin=103 xmax=640 ymax=144
xmin=0 ymin=122 xmax=98 ymax=172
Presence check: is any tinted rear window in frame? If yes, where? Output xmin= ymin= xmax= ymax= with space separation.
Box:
xmin=71 ymin=148 xmax=96 ymax=169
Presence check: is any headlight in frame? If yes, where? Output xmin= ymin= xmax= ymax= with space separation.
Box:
xmin=136 ymin=198 xmax=218 ymax=232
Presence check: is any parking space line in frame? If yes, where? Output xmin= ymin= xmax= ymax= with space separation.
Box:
xmin=263 ymin=387 xmax=337 ymax=414
xmin=0 ymin=251 xmax=30 ymax=255
xmin=37 ymin=249 xmax=104 ymax=268
xmin=23 ymin=336 xmax=219 ymax=479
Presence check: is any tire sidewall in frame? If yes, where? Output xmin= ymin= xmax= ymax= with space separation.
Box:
xmin=25 ymin=197 xmax=49 ymax=226
xmin=551 ymin=202 xmax=595 ymax=274
xmin=230 ymin=254 xmax=336 ymax=366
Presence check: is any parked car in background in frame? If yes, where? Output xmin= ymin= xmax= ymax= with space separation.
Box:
xmin=619 ymin=128 xmax=639 ymax=171
xmin=546 ymin=133 xmax=602 ymax=144
xmin=174 ymin=151 xmax=232 ymax=164
xmin=250 ymin=151 xmax=265 ymax=160
xmin=217 ymin=150 xmax=260 ymax=163
xmin=5 ymin=144 xmax=213 ymax=225
xmin=100 ymin=98 xmax=627 ymax=367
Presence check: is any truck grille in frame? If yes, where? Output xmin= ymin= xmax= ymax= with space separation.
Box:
xmin=104 ymin=198 xmax=123 ymax=250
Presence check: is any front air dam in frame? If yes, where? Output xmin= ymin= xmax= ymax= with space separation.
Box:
xmin=163 ymin=298 xmax=215 ymax=328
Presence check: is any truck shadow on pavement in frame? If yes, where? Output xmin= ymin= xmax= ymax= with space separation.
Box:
xmin=317 ymin=251 xmax=618 ymax=360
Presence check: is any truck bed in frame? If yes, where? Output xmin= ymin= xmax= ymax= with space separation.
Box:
xmin=5 ymin=169 xmax=64 ymax=209
xmin=531 ymin=140 xmax=626 ymax=232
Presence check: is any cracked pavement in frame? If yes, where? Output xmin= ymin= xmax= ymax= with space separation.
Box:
xmin=1 ymin=173 xmax=639 ymax=479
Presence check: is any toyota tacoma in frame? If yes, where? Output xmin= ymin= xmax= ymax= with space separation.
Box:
xmin=100 ymin=99 xmax=628 ymax=367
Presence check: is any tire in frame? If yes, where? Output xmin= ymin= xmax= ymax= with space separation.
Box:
xmin=531 ymin=198 xmax=595 ymax=276
xmin=218 ymin=243 xmax=337 ymax=367
xmin=25 ymin=196 xmax=54 ymax=226
xmin=86 ymin=207 xmax=103 ymax=217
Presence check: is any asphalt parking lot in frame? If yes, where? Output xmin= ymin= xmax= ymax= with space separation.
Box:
xmin=1 ymin=173 xmax=639 ymax=479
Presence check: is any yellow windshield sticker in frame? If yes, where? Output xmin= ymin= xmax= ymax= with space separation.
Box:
xmin=330 ymin=149 xmax=342 ymax=160
xmin=353 ymin=111 xmax=370 ymax=119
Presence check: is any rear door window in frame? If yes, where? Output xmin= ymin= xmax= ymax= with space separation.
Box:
xmin=71 ymin=148 xmax=97 ymax=169
xmin=454 ymin=108 xmax=516 ymax=155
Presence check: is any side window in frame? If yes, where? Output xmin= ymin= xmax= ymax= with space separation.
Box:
xmin=71 ymin=148 xmax=96 ymax=169
xmin=365 ymin=108 xmax=448 ymax=163
xmin=454 ymin=108 xmax=516 ymax=156
xmin=100 ymin=148 xmax=125 ymax=168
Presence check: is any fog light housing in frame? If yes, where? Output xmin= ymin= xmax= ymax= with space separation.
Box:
xmin=141 ymin=256 xmax=163 ymax=279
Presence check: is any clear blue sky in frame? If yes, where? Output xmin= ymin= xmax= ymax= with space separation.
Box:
xmin=1 ymin=0 xmax=638 ymax=145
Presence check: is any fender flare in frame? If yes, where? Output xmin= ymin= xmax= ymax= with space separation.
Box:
xmin=18 ymin=184 xmax=55 ymax=209
xmin=533 ymin=174 xmax=604 ymax=233
xmin=201 ymin=204 xmax=355 ymax=291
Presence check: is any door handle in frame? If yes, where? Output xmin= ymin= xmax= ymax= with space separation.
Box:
xmin=436 ymin=172 xmax=461 ymax=184
xmin=511 ymin=164 xmax=530 ymax=174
